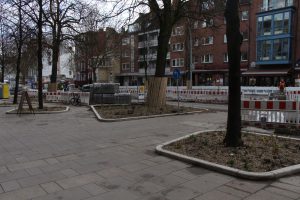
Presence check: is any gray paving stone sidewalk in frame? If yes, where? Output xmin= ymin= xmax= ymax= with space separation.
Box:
xmin=0 ymin=105 xmax=299 ymax=200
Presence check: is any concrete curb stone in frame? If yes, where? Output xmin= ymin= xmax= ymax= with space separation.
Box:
xmin=5 ymin=106 xmax=70 ymax=114
xmin=90 ymin=104 xmax=208 ymax=122
xmin=155 ymin=130 xmax=300 ymax=180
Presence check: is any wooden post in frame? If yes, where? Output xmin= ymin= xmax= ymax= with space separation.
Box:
xmin=17 ymin=91 xmax=35 ymax=115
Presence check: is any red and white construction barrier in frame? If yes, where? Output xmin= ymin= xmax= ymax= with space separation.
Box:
xmin=166 ymin=88 xmax=228 ymax=103
xmin=242 ymin=100 xmax=299 ymax=111
xmin=46 ymin=91 xmax=90 ymax=105
xmin=241 ymin=100 xmax=300 ymax=130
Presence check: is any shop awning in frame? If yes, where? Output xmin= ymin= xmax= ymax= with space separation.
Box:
xmin=242 ymin=68 xmax=291 ymax=76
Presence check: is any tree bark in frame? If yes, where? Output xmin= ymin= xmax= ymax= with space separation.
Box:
xmin=155 ymin=23 xmax=172 ymax=77
xmin=0 ymin=30 xmax=5 ymax=83
xmin=0 ymin=56 xmax=4 ymax=83
xmin=224 ymin=0 xmax=243 ymax=147
xmin=147 ymin=77 xmax=168 ymax=110
xmin=147 ymin=20 xmax=173 ymax=109
xmin=50 ymin=38 xmax=60 ymax=84
xmin=92 ymin=67 xmax=97 ymax=83
xmin=13 ymin=0 xmax=23 ymax=104
xmin=37 ymin=0 xmax=43 ymax=109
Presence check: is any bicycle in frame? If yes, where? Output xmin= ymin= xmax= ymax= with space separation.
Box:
xmin=70 ymin=93 xmax=81 ymax=106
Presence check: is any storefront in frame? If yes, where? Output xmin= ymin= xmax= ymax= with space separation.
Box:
xmin=242 ymin=68 xmax=293 ymax=86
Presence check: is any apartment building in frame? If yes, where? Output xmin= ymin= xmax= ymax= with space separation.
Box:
xmin=74 ymin=28 xmax=120 ymax=87
xmin=118 ymin=13 xmax=172 ymax=86
xmin=119 ymin=0 xmax=300 ymax=86
xmin=245 ymin=0 xmax=300 ymax=86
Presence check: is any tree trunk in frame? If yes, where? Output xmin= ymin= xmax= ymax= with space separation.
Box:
xmin=37 ymin=0 xmax=43 ymax=109
xmin=224 ymin=0 xmax=243 ymax=147
xmin=0 ymin=35 xmax=4 ymax=83
xmin=1 ymin=58 xmax=4 ymax=83
xmin=155 ymin=24 xmax=172 ymax=77
xmin=13 ymin=0 xmax=23 ymax=104
xmin=93 ymin=67 xmax=97 ymax=83
xmin=0 ymin=22 xmax=5 ymax=83
xmin=147 ymin=22 xmax=172 ymax=109
xmin=50 ymin=40 xmax=59 ymax=84
xmin=147 ymin=77 xmax=168 ymax=110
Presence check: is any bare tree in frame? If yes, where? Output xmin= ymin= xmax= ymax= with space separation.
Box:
xmin=8 ymin=0 xmax=31 ymax=104
xmin=0 ymin=4 xmax=9 ymax=82
xmin=75 ymin=28 xmax=120 ymax=84
xmin=224 ymin=0 xmax=243 ymax=147
xmin=43 ymin=0 xmax=85 ymax=91
xmin=20 ymin=0 xmax=45 ymax=109
xmin=103 ymin=0 xmax=223 ymax=109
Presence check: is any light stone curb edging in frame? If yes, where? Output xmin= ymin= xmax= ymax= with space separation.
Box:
xmin=5 ymin=106 xmax=70 ymax=114
xmin=0 ymin=104 xmax=15 ymax=107
xmin=90 ymin=105 xmax=208 ymax=122
xmin=155 ymin=130 xmax=300 ymax=180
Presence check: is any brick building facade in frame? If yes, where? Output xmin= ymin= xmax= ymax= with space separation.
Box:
xmin=74 ymin=28 xmax=120 ymax=87
xmin=245 ymin=0 xmax=300 ymax=86
xmin=118 ymin=0 xmax=300 ymax=86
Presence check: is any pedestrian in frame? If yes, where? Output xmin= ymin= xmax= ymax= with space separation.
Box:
xmin=279 ymin=79 xmax=285 ymax=93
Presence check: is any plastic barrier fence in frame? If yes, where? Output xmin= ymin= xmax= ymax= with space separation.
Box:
xmin=119 ymin=86 xmax=300 ymax=103
xmin=241 ymin=100 xmax=300 ymax=129
xmin=46 ymin=92 xmax=90 ymax=105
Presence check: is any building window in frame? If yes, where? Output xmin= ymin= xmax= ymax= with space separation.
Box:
xmin=262 ymin=0 xmax=293 ymax=11
xmin=242 ymin=31 xmax=248 ymax=41
xmin=172 ymin=58 xmax=184 ymax=67
xmin=194 ymin=37 xmax=199 ymax=46
xmin=263 ymin=15 xmax=272 ymax=35
xmin=201 ymin=19 xmax=213 ymax=28
xmin=172 ymin=26 xmax=184 ymax=36
xmin=122 ymin=37 xmax=130 ymax=45
xmin=201 ymin=54 xmax=213 ymax=63
xmin=257 ymin=40 xmax=272 ymax=61
xmin=224 ymin=34 xmax=227 ymax=43
xmin=273 ymin=12 xmax=290 ymax=34
xmin=193 ymin=56 xmax=199 ymax=64
xmin=193 ymin=21 xmax=199 ymax=29
xmin=172 ymin=43 xmax=184 ymax=51
xmin=122 ymin=63 xmax=130 ymax=70
xmin=224 ymin=53 xmax=228 ymax=62
xmin=241 ymin=11 xmax=249 ymax=21
xmin=241 ymin=52 xmax=248 ymax=61
xmin=273 ymin=38 xmax=289 ymax=60
xmin=201 ymin=36 xmax=214 ymax=45
xmin=122 ymin=51 xmax=129 ymax=57
xmin=201 ymin=0 xmax=214 ymax=11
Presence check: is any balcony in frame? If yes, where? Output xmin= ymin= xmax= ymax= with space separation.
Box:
xmin=138 ymin=67 xmax=171 ymax=75
xmin=138 ymin=40 xmax=158 ymax=48
xmin=260 ymin=0 xmax=293 ymax=12
xmin=138 ymin=53 xmax=170 ymax=61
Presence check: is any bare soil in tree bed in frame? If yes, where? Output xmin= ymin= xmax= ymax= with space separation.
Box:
xmin=164 ymin=131 xmax=300 ymax=172
xmin=95 ymin=104 xmax=204 ymax=119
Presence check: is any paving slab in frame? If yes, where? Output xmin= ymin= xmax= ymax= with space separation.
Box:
xmin=244 ymin=189 xmax=294 ymax=200
xmin=0 ymin=185 xmax=46 ymax=200
xmin=194 ymin=190 xmax=242 ymax=200
xmin=56 ymin=173 xmax=103 ymax=189
xmin=0 ymin=106 xmax=299 ymax=200
xmin=1 ymin=180 xmax=20 ymax=192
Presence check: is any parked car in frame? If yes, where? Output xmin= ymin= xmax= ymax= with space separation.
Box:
xmin=80 ymin=84 xmax=92 ymax=92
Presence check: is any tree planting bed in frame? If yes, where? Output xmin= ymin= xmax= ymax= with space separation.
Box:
xmin=92 ymin=104 xmax=206 ymax=121
xmin=163 ymin=131 xmax=300 ymax=172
